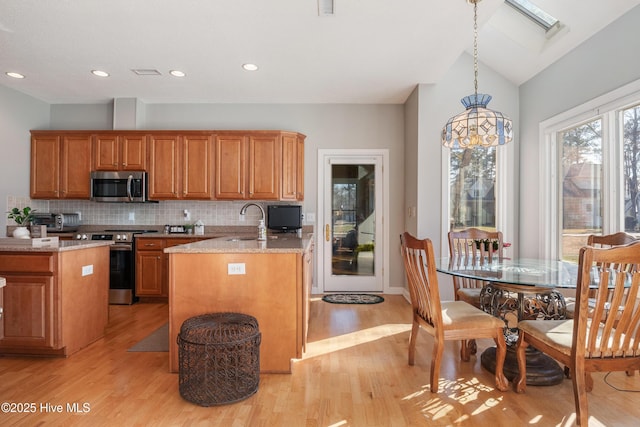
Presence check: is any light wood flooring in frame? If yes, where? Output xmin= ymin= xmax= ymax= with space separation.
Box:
xmin=1 ymin=295 xmax=639 ymax=426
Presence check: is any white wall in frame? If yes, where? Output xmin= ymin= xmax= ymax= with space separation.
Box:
xmin=519 ymin=4 xmax=640 ymax=257
xmin=0 ymin=85 xmax=50 ymax=232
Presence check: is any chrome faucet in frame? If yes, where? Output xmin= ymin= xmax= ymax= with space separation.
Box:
xmin=240 ymin=202 xmax=267 ymax=240
xmin=239 ymin=202 xmax=265 ymax=220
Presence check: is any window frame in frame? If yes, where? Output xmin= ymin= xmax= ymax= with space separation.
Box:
xmin=540 ymin=80 xmax=640 ymax=259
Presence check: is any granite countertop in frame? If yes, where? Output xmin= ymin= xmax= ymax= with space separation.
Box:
xmin=0 ymin=239 xmax=113 ymax=252
xmin=164 ymin=233 xmax=314 ymax=254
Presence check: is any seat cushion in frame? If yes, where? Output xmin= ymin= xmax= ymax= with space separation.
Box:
xmin=456 ymin=288 xmax=482 ymax=307
xmin=518 ymin=319 xmax=574 ymax=357
xmin=440 ymin=301 xmax=505 ymax=330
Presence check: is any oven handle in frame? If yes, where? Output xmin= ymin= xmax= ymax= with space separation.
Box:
xmin=110 ymin=244 xmax=133 ymax=252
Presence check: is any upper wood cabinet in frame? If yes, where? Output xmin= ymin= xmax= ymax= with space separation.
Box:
xmin=148 ymin=132 xmax=213 ymax=200
xmin=281 ymin=132 xmax=305 ymax=201
xmin=215 ymin=131 xmax=304 ymax=201
xmin=29 ymin=129 xmax=304 ymax=201
xmin=94 ymin=134 xmax=147 ymax=171
xmin=30 ymin=131 xmax=93 ymax=199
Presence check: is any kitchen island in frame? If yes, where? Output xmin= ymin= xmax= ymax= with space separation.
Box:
xmin=0 ymin=240 xmax=112 ymax=356
xmin=166 ymin=233 xmax=314 ymax=373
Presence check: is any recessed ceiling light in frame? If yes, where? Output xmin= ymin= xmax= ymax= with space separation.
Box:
xmin=242 ymin=63 xmax=259 ymax=71
xmin=170 ymin=70 xmax=186 ymax=77
xmin=91 ymin=70 xmax=110 ymax=77
xmin=6 ymin=72 xmax=25 ymax=79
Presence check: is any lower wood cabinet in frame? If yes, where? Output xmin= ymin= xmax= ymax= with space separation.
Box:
xmin=0 ymin=246 xmax=110 ymax=356
xmin=135 ymin=237 xmax=205 ymax=299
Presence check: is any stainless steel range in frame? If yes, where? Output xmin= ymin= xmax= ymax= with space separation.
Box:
xmin=75 ymin=229 xmax=159 ymax=304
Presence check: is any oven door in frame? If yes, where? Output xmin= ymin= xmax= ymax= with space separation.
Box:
xmin=109 ymin=244 xmax=137 ymax=304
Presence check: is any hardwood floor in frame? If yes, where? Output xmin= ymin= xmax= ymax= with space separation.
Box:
xmin=1 ymin=295 xmax=639 ymax=426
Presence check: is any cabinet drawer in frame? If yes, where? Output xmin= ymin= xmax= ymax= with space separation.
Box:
xmin=0 ymin=254 xmax=55 ymax=274
xmin=136 ymin=238 xmax=166 ymax=250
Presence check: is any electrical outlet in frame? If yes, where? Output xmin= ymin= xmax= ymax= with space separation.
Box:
xmin=82 ymin=265 xmax=93 ymax=276
xmin=128 ymin=211 xmax=135 ymax=221
xmin=227 ymin=263 xmax=246 ymax=275
xmin=306 ymin=212 xmax=315 ymax=223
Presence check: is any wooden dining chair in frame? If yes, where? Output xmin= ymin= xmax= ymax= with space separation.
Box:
xmin=566 ymin=232 xmax=637 ymax=319
xmin=447 ymin=228 xmax=504 ymax=307
xmin=448 ymin=228 xmax=504 ymax=355
xmin=400 ymin=232 xmax=509 ymax=393
xmin=514 ymin=242 xmax=640 ymax=426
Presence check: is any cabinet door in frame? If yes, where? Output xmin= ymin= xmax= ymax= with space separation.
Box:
xmin=121 ymin=134 xmax=147 ymax=171
xmin=60 ymin=134 xmax=92 ymax=198
xmin=30 ymin=134 xmax=61 ymax=199
xmin=148 ymin=134 xmax=180 ymax=199
xmin=0 ymin=275 xmax=56 ymax=349
xmin=136 ymin=251 xmax=164 ymax=296
xmin=94 ymin=134 xmax=119 ymax=170
xmin=182 ymin=134 xmax=213 ymax=199
xmin=248 ymin=134 xmax=281 ymax=200
xmin=215 ymin=135 xmax=247 ymax=199
xmin=296 ymin=135 xmax=305 ymax=201
xmin=281 ymin=133 xmax=298 ymax=201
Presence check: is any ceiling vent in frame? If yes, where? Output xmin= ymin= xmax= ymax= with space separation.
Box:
xmin=318 ymin=0 xmax=334 ymax=16
xmin=131 ymin=69 xmax=162 ymax=76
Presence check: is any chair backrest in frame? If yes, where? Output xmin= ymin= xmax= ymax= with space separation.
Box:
xmin=448 ymin=228 xmax=503 ymax=262
xmin=587 ymin=232 xmax=636 ymax=248
xmin=575 ymin=242 xmax=640 ymax=359
xmin=400 ymin=232 xmax=443 ymax=334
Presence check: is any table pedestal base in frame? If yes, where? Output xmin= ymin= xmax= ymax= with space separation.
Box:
xmin=481 ymin=346 xmax=565 ymax=386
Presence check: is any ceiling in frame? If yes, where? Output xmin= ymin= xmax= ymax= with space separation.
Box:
xmin=0 ymin=0 xmax=638 ymax=105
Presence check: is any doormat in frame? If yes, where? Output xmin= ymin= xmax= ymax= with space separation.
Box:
xmin=127 ymin=323 xmax=169 ymax=352
xmin=322 ymin=294 xmax=384 ymax=305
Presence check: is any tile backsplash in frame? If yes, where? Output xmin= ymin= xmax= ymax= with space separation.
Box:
xmin=6 ymin=196 xmax=297 ymax=227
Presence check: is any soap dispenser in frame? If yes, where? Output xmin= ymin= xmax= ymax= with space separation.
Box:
xmin=257 ymin=219 xmax=267 ymax=241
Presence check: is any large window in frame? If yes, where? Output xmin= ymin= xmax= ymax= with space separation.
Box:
xmin=449 ymin=147 xmax=497 ymax=232
xmin=560 ymin=119 xmax=602 ymax=261
xmin=544 ymin=83 xmax=640 ymax=261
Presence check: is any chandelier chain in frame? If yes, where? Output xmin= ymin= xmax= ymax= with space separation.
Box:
xmin=473 ymin=0 xmax=478 ymax=97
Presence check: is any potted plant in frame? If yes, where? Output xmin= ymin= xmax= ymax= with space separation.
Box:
xmin=7 ymin=206 xmax=36 ymax=239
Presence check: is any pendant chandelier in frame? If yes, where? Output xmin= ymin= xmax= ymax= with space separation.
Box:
xmin=442 ymin=0 xmax=513 ymax=149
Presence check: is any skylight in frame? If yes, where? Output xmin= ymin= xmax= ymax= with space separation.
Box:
xmin=505 ymin=0 xmax=559 ymax=32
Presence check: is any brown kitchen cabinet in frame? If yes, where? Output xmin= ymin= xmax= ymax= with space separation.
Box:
xmin=30 ymin=131 xmax=93 ymax=199
xmin=0 ymin=246 xmax=110 ymax=356
xmin=148 ymin=133 xmax=213 ymax=200
xmin=215 ymin=131 xmax=303 ymax=200
xmin=281 ymin=132 xmax=305 ymax=201
xmin=94 ymin=133 xmax=148 ymax=171
xmin=135 ymin=237 xmax=205 ymax=299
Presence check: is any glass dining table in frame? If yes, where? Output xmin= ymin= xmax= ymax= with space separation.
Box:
xmin=435 ymin=256 xmax=580 ymax=386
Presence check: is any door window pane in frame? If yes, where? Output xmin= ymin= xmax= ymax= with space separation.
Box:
xmin=623 ymin=103 xmax=640 ymax=232
xmin=560 ymin=119 xmax=602 ymax=261
xmin=449 ymin=147 xmax=496 ymax=231
xmin=331 ymin=164 xmax=375 ymax=276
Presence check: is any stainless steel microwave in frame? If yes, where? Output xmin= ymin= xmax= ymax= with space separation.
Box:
xmin=90 ymin=171 xmax=149 ymax=202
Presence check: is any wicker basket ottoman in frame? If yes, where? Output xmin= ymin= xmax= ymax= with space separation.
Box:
xmin=178 ymin=312 xmax=261 ymax=406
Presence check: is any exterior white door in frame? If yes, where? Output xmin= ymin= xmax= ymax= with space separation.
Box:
xmin=318 ymin=150 xmax=385 ymax=292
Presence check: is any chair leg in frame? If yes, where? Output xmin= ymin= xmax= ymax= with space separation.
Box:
xmin=572 ymin=364 xmax=589 ymax=426
xmin=430 ymin=337 xmax=444 ymax=393
xmin=585 ymin=372 xmax=593 ymax=393
xmin=408 ymin=319 xmax=419 ymax=366
xmin=514 ymin=333 xmax=528 ymax=393
xmin=460 ymin=340 xmax=470 ymax=361
xmin=459 ymin=339 xmax=478 ymax=362
xmin=493 ymin=332 xmax=509 ymax=392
